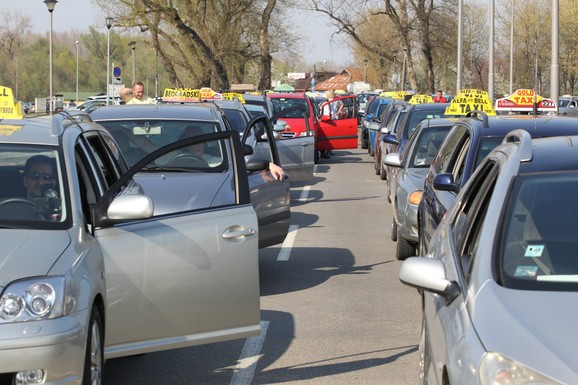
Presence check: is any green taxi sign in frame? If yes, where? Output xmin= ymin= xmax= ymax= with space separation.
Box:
xmin=445 ymin=88 xmax=496 ymax=116
xmin=0 ymin=86 xmax=24 ymax=119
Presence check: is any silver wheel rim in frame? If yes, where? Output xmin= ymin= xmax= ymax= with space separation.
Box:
xmin=90 ymin=320 xmax=103 ymax=385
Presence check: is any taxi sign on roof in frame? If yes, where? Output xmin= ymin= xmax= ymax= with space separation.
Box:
xmin=162 ymin=88 xmax=201 ymax=102
xmin=408 ymin=94 xmax=434 ymax=104
xmin=0 ymin=86 xmax=24 ymax=119
xmin=495 ymin=89 xmax=556 ymax=112
xmin=444 ymin=88 xmax=496 ymax=116
xmin=391 ymin=91 xmax=410 ymax=100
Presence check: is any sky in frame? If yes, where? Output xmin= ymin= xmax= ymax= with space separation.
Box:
xmin=5 ymin=0 xmax=352 ymax=69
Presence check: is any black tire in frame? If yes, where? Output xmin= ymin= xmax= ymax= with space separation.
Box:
xmin=361 ymin=139 xmax=368 ymax=149
xmin=380 ymin=161 xmax=387 ymax=181
xmin=314 ymin=149 xmax=319 ymax=164
xmin=83 ymin=306 xmax=104 ymax=385
xmin=419 ymin=320 xmax=431 ymax=385
xmin=396 ymin=227 xmax=416 ymax=260
xmin=391 ymin=219 xmax=398 ymax=242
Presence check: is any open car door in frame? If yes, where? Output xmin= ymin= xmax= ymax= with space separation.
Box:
xmin=242 ymin=115 xmax=291 ymax=248
xmin=89 ymin=131 xmax=261 ymax=358
xmin=318 ymin=95 xmax=359 ymax=150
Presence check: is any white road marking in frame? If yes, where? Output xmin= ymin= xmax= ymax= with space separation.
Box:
xmin=297 ymin=185 xmax=311 ymax=202
xmin=277 ymin=224 xmax=300 ymax=261
xmin=229 ymin=321 xmax=269 ymax=385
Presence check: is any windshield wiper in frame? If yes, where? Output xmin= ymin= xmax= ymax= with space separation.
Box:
xmin=140 ymin=165 xmax=196 ymax=173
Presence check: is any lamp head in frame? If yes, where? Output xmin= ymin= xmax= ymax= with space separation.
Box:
xmin=106 ymin=16 xmax=114 ymax=29
xmin=44 ymin=0 xmax=58 ymax=12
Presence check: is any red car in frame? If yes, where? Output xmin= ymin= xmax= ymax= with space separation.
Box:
xmin=269 ymin=93 xmax=359 ymax=162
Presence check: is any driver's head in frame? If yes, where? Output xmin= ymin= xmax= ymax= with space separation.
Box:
xmin=23 ymin=155 xmax=56 ymax=199
xmin=180 ymin=125 xmax=205 ymax=154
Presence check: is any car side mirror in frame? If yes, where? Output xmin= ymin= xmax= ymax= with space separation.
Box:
xmin=433 ymin=173 xmax=460 ymax=193
xmin=107 ymin=195 xmax=153 ymax=220
xmin=245 ymin=159 xmax=269 ymax=172
xmin=321 ymin=115 xmax=331 ymax=122
xmin=274 ymin=120 xmax=288 ymax=132
xmin=383 ymin=134 xmax=399 ymax=145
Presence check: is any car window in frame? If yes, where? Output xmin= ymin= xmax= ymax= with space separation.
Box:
xmin=409 ymin=126 xmax=452 ymax=168
xmin=271 ymin=98 xmax=309 ymax=119
xmin=500 ymin=172 xmax=578 ymax=290
xmin=223 ymin=109 xmax=248 ymax=133
xmin=405 ymin=110 xmax=445 ymax=139
xmin=98 ymin=120 xmax=224 ymax=168
xmin=0 ymin=146 xmax=68 ymax=227
xmin=451 ymin=136 xmax=471 ymax=185
xmin=475 ymin=136 xmax=504 ymax=168
xmin=434 ymin=124 xmax=467 ymax=174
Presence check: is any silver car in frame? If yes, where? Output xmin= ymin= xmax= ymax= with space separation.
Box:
xmin=383 ymin=118 xmax=453 ymax=260
xmin=0 ymin=108 xmax=260 ymax=384
xmin=90 ymin=103 xmax=291 ymax=248
xmin=400 ymin=129 xmax=578 ymax=384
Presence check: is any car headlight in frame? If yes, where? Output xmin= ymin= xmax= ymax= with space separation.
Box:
xmin=479 ymin=352 xmax=562 ymax=385
xmin=0 ymin=277 xmax=66 ymax=323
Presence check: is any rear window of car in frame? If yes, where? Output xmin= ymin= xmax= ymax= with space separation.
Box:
xmin=409 ymin=126 xmax=452 ymax=168
xmin=499 ymin=172 xmax=578 ymax=291
xmin=405 ymin=110 xmax=446 ymax=139
xmin=271 ymin=98 xmax=308 ymax=119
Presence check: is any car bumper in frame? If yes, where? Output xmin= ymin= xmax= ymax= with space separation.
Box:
xmin=0 ymin=308 xmax=90 ymax=384
xmin=399 ymin=203 xmax=419 ymax=243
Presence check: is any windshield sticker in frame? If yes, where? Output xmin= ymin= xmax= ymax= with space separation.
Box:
xmin=514 ymin=265 xmax=539 ymax=277
xmin=524 ymin=245 xmax=544 ymax=257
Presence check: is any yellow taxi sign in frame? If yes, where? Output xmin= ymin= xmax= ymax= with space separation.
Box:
xmin=391 ymin=91 xmax=410 ymax=100
xmin=379 ymin=91 xmax=395 ymax=98
xmin=445 ymin=88 xmax=496 ymax=116
xmin=0 ymin=86 xmax=24 ymax=119
xmin=222 ymin=92 xmax=245 ymax=103
xmin=408 ymin=94 xmax=434 ymax=104
xmin=162 ymin=88 xmax=201 ymax=102
xmin=495 ymin=89 xmax=556 ymax=112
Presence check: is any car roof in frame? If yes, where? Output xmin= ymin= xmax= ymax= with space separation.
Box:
xmin=0 ymin=113 xmax=100 ymax=145
xmin=89 ymin=103 xmax=224 ymax=123
xmin=463 ymin=114 xmax=578 ymax=138
xmin=518 ymin=134 xmax=578 ymax=174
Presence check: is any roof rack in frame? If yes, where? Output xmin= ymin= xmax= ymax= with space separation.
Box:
xmin=465 ymin=110 xmax=489 ymax=128
xmin=502 ymin=129 xmax=533 ymax=162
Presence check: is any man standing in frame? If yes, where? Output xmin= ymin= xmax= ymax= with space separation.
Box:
xmin=122 ymin=82 xmax=154 ymax=104
xmin=433 ymin=90 xmax=447 ymax=103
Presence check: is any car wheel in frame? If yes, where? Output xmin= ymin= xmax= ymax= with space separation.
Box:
xmin=396 ymin=228 xmax=416 ymax=260
xmin=391 ymin=219 xmax=398 ymax=242
xmin=83 ymin=306 xmax=104 ymax=385
xmin=380 ymin=161 xmax=387 ymax=181
xmin=419 ymin=320 xmax=431 ymax=385
xmin=314 ymin=149 xmax=319 ymax=164
xmin=361 ymin=139 xmax=368 ymax=149
xmin=369 ymin=143 xmax=374 ymax=157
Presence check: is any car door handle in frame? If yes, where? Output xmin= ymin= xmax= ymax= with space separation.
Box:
xmin=222 ymin=226 xmax=256 ymax=240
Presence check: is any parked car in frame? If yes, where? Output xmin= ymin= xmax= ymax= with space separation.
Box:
xmin=243 ymin=93 xmax=275 ymax=119
xmin=401 ymin=129 xmax=578 ymax=385
xmin=418 ymin=112 xmax=578 ymax=255
xmin=382 ymin=118 xmax=454 ymax=259
xmin=373 ymin=101 xmax=408 ymax=178
xmin=359 ymin=96 xmax=381 ymax=149
xmin=0 ymin=95 xmax=260 ymax=384
xmin=91 ymin=102 xmax=291 ymax=249
xmin=558 ymin=95 xmax=578 ymax=115
xmin=367 ymin=97 xmax=394 ymax=156
xmin=380 ymin=102 xmax=450 ymax=184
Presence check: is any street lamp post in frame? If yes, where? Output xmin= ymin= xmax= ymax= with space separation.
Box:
xmin=75 ymin=40 xmax=79 ymax=105
xmin=392 ymin=51 xmax=398 ymax=89
xmin=106 ymin=16 xmax=113 ymax=105
xmin=128 ymin=41 xmax=137 ymax=85
xmin=401 ymin=48 xmax=407 ymax=91
xmin=44 ymin=0 xmax=58 ymax=114
xmin=363 ymin=59 xmax=368 ymax=83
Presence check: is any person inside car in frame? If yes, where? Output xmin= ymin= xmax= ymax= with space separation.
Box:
xmin=23 ymin=155 xmax=56 ymax=199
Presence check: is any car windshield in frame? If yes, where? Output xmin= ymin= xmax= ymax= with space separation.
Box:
xmin=559 ymin=99 xmax=571 ymax=108
xmin=0 ymin=146 xmax=68 ymax=228
xmin=97 ymin=120 xmax=227 ymax=169
xmin=271 ymin=98 xmax=308 ymax=119
xmin=408 ymin=126 xmax=452 ymax=168
xmin=405 ymin=110 xmax=446 ymax=139
xmin=500 ymin=172 xmax=578 ymax=290
xmin=475 ymin=136 xmax=504 ymax=168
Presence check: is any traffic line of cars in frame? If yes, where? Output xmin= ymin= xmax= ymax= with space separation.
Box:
xmin=375 ymin=87 xmax=578 ymax=384
xmin=0 ymin=85 xmax=364 ymax=385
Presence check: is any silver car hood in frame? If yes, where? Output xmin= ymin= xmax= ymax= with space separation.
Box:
xmin=473 ymin=280 xmax=578 ymax=383
xmin=0 ymin=230 xmax=71 ymax=288
xmin=134 ymin=172 xmax=231 ymax=215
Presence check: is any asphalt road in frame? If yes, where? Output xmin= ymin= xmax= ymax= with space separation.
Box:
xmin=105 ymin=147 xmax=422 ymax=385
